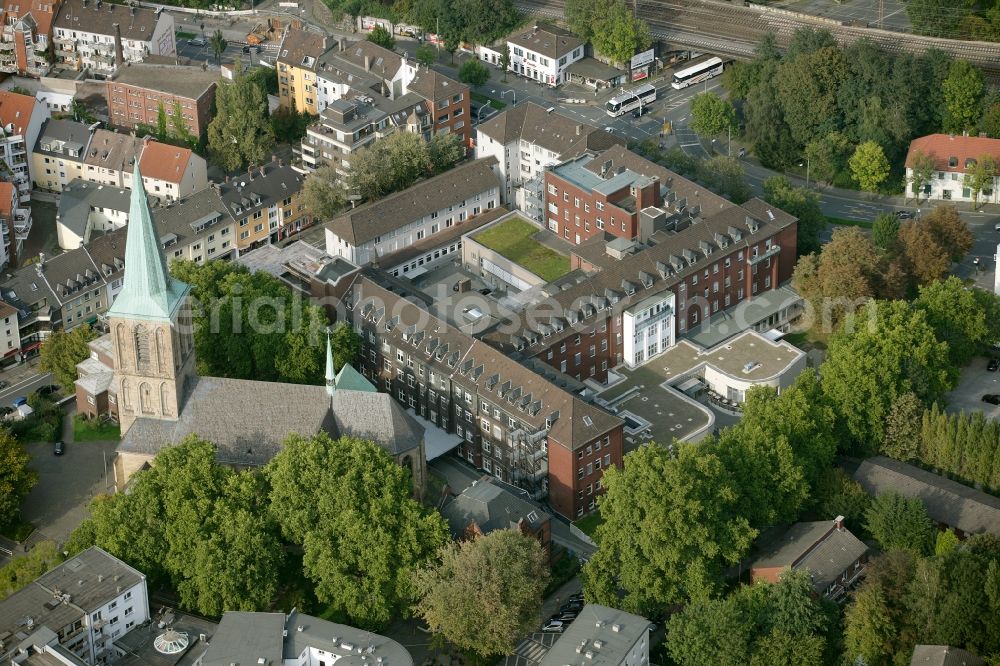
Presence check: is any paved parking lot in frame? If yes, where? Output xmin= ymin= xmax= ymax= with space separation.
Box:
xmin=946 ymin=356 xmax=1000 ymax=418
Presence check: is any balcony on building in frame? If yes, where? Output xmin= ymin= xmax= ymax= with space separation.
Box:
xmin=0 ymin=41 xmax=15 ymax=51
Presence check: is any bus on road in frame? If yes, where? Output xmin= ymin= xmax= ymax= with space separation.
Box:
xmin=671 ymin=56 xmax=725 ymax=90
xmin=606 ymin=83 xmax=657 ymax=117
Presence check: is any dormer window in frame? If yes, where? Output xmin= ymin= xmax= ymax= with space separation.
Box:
xmin=948 ymin=156 xmax=958 ymax=168
xmin=965 ymin=157 xmax=977 ymax=169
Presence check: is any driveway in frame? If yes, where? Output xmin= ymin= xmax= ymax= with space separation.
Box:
xmin=946 ymin=356 xmax=1000 ymax=418
xmin=20 ymin=420 xmax=117 ymax=547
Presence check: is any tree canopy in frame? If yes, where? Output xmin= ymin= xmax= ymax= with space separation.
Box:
xmin=301 ymin=165 xmax=347 ymax=220
xmin=864 ymin=492 xmax=936 ymax=556
xmin=207 ymin=71 xmax=275 ymax=171
xmin=0 ymin=429 xmax=35 ymax=530
xmin=0 ymin=541 xmax=61 ymax=598
xmin=347 ymin=131 xmax=464 ymax=201
xmin=690 ymin=92 xmax=736 ymax=138
xmin=414 ymin=530 xmax=548 ymax=657
xmin=761 ymin=176 xmax=825 ymax=256
xmin=39 ymin=324 xmax=97 ymax=394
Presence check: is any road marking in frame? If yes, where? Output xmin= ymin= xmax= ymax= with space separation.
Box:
xmin=680 ymin=142 xmax=701 ymax=147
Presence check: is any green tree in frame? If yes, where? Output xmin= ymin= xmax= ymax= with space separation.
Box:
xmin=666 ymin=593 xmax=757 ymax=666
xmin=590 ymin=0 xmax=651 ymax=67
xmin=942 ymin=59 xmax=984 ymax=133
xmin=414 ymin=530 xmax=548 ymax=657
xmin=774 ymin=47 xmax=848 ymax=147
xmin=981 ymin=102 xmax=1000 ymax=138
xmin=71 ymin=99 xmax=96 ymax=124
xmin=865 ymin=492 xmax=936 ymax=555
xmin=210 ymin=29 xmax=227 ymax=66
xmin=0 ymin=541 xmax=61 ymax=598
xmin=328 ymin=321 xmax=361 ymax=372
xmin=935 ymin=528 xmax=960 ymax=556
xmin=882 ymin=392 xmax=923 ymax=461
xmin=583 ymin=442 xmax=756 ymax=616
xmin=39 ymin=325 xmax=97 ymax=394
xmin=821 ymin=300 xmax=952 ymax=453
xmin=689 ymin=92 xmax=736 ymax=138
xmin=843 ymin=584 xmax=897 ymax=665
xmin=443 ymin=33 xmax=460 ymax=65
xmin=701 ymin=156 xmax=752 ymax=203
xmin=415 ymin=43 xmax=436 ymax=68
xmin=964 ymin=154 xmax=997 ymax=208
xmin=267 ymin=433 xmax=449 ymax=629
xmin=301 ymin=166 xmax=346 ymax=219
xmin=898 ymin=219 xmax=951 ymax=287
xmin=906 ymin=149 xmax=937 ymax=199
xmin=913 ymin=276 xmax=990 ymax=367
xmin=0 ymin=430 xmax=36 ymax=530
xmin=498 ymin=44 xmax=511 ymax=82
xmin=872 ymin=213 xmax=900 ymax=252
xmin=367 ymin=24 xmax=396 ymax=50
xmin=803 ymin=131 xmax=851 ymax=184
xmin=849 ymin=140 xmax=891 ymax=192
xmin=761 ymin=176 xmax=825 ymax=256
xmin=427 ymin=133 xmax=465 ymax=172
xmin=750 ymin=630 xmax=824 ymax=666
xmin=207 ymin=71 xmax=275 ymax=171
xmin=347 ymin=131 xmax=433 ymax=200
xmin=156 ymin=101 xmax=168 ymax=142
xmin=907 ymin=0 xmax=973 ymax=37
xmin=806 ymin=468 xmax=871 ymax=533
xmin=458 ymin=58 xmax=490 ymax=87
xmin=565 ymin=0 xmax=613 ymax=41
xmin=922 ymin=204 xmax=974 ymax=261
xmin=169 ymin=101 xmax=197 ymax=148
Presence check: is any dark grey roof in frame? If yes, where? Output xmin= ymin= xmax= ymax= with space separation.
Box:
xmin=1 ymin=261 xmax=60 ymax=323
xmin=282 ymin=610 xmax=413 ymax=666
xmin=407 ymin=68 xmax=466 ymax=103
xmin=58 ymin=179 xmax=130 ymax=241
xmin=217 ymin=164 xmax=305 ymax=221
xmin=277 ymin=27 xmax=327 ymax=72
xmin=118 ymin=377 xmax=423 ymax=465
xmin=84 ymin=129 xmax=141 ymax=171
xmin=111 ymin=64 xmax=219 ymax=100
xmin=506 ymin=25 xmax=584 ymax=60
xmin=565 ymin=57 xmax=623 ymax=81
xmin=153 ymin=187 xmax=234 ymax=250
xmin=854 ymin=456 xmax=1000 ymax=536
xmin=442 ymin=478 xmax=550 ymax=537
xmin=477 ymin=102 xmax=622 ymax=155
xmin=54 ymin=0 xmax=165 ymax=40
xmin=911 ymin=646 xmax=985 ymax=666
xmin=330 ymin=389 xmax=424 ymax=455
xmin=752 ymin=521 xmax=868 ymax=593
xmin=197 ymin=612 xmax=284 ymax=666
xmin=538 ymin=605 xmax=648 ymax=666
xmin=328 ymin=158 xmax=499 ymax=246
xmin=34 ymin=118 xmax=93 ymax=161
xmin=111 ymin=609 xmax=218 ymax=666
xmin=37 ymin=244 xmax=105 ymax=306
xmin=333 ymin=39 xmax=405 ymax=80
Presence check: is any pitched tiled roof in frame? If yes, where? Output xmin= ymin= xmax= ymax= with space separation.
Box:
xmin=139 ymin=141 xmax=192 ymax=185
xmin=910 ymin=645 xmax=985 ymax=666
xmin=905 ymin=134 xmax=1000 ymax=174
xmin=54 ymin=0 xmax=163 ymax=40
xmin=277 ymin=26 xmax=327 ymax=71
xmin=84 ymin=129 xmax=140 ymax=171
xmin=330 ymin=389 xmax=424 ymax=455
xmin=477 ymin=102 xmax=623 ymax=155
xmin=507 ymin=25 xmax=584 ymax=60
xmin=753 ymin=520 xmax=868 ymax=593
xmin=2 ymin=0 xmax=59 ymax=40
xmin=0 ymin=90 xmax=38 ymax=136
xmin=34 ymin=118 xmax=93 ymax=162
xmin=327 ymin=158 xmax=500 ymax=246
xmin=854 ymin=456 xmax=1000 ymax=536
xmin=442 ymin=477 xmax=550 ymax=537
xmin=216 ymin=164 xmax=305 ymax=221
xmin=335 ymin=39 xmax=405 ymax=80
xmin=407 ymin=68 xmax=466 ymax=104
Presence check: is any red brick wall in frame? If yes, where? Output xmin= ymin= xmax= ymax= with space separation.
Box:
xmin=434 ymin=89 xmax=472 ymax=148
xmin=106 ymin=82 xmax=215 ymax=137
xmin=547 ymin=426 xmax=623 ymax=519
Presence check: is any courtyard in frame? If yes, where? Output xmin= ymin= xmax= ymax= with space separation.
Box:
xmin=472 ymin=217 xmax=571 ymax=282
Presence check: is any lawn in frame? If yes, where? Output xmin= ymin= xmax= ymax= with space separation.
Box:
xmin=826 ymin=215 xmax=873 ymax=229
xmin=72 ymin=414 xmax=120 ymax=442
xmin=573 ymin=511 xmax=603 ymax=538
xmin=473 ymin=218 xmax=570 ymax=282
xmin=175 ymin=30 xmax=197 ymax=39
xmin=471 ymin=91 xmax=506 ymax=111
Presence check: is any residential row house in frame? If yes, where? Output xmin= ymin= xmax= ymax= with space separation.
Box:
xmin=277 ymin=29 xmax=472 ymax=153
xmin=905 ymin=133 xmax=1000 ymax=204
xmin=0 ymin=0 xmax=62 ymax=76
xmin=216 ymin=162 xmax=311 ymax=253
xmin=0 ymin=89 xmax=49 ymax=201
xmin=324 ymin=157 xmax=500 ymax=266
xmin=344 ymin=271 xmax=624 ymax=519
xmin=476 ymin=144 xmax=799 ymax=384
xmin=52 ymin=0 xmax=175 ymax=76
xmin=474 ymin=101 xmax=622 ymax=213
xmin=0 ymin=547 xmax=150 ymax=665
xmin=477 ymin=24 xmax=586 ymax=87
xmin=105 ymin=63 xmax=218 ymax=138
xmin=0 ymin=179 xmax=31 ymax=267
xmin=33 ymin=121 xmax=208 ymax=200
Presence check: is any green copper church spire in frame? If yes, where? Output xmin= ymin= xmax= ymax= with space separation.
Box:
xmin=325 ymin=329 xmax=336 ymax=396
xmin=107 ymin=163 xmax=189 ymax=322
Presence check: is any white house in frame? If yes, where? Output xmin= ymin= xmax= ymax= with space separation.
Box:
xmin=905 ymin=134 xmax=1000 ymax=204
xmin=0 ymin=89 xmax=50 ymax=201
xmin=325 ymin=158 xmax=500 ymax=266
xmin=477 ymin=25 xmax=585 ymax=86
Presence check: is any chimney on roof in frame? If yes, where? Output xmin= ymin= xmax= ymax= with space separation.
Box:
xmin=834 ymin=515 xmax=845 ymax=531
xmin=113 ymin=22 xmax=123 ymax=68
xmin=364 ymin=55 xmax=370 ymax=70
xmin=272 ymin=154 xmax=277 ymax=163
xmin=576 ymin=124 xmax=582 ymax=136
xmin=259 ymin=165 xmax=265 ymax=177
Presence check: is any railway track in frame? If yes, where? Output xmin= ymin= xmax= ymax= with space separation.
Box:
xmin=516 ymin=0 xmax=1000 ymax=74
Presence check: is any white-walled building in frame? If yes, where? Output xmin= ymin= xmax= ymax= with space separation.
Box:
xmin=622 ymin=289 xmax=676 ymax=368
xmin=477 ymin=24 xmax=585 ymax=86
xmin=325 ymin=157 xmax=500 ymax=265
xmin=56 ymin=178 xmax=129 ymax=249
xmin=52 ymin=0 xmax=176 ymax=75
xmin=905 ymin=134 xmax=1000 ymax=204
xmin=0 ymin=89 xmax=50 ymax=201
xmin=0 ymin=546 xmax=150 ymax=665
xmin=538 ymin=605 xmax=650 ymax=666
xmin=474 ymin=102 xmax=621 ymax=213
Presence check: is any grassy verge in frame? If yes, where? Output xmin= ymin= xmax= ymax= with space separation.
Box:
xmin=0 ymin=519 xmax=33 ymax=542
xmin=471 ymin=92 xmax=506 ymax=110
xmin=72 ymin=414 xmax=121 ymax=442
xmin=826 ymin=215 xmax=873 ymax=229
xmin=573 ymin=511 xmax=603 ymax=538
xmin=175 ymin=30 xmax=197 ymax=39
xmin=783 ymin=330 xmax=827 ymax=351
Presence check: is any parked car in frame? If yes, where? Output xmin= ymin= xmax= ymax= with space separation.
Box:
xmin=982 ymin=394 xmax=1000 ymax=405
xmin=242 ymin=44 xmax=261 ymax=54
xmin=552 ymin=612 xmax=578 ymax=623
xmin=541 ymin=620 xmax=566 ymax=633
xmin=11 ymin=396 xmax=27 ymax=408
xmin=989 ymin=358 xmax=999 ymax=372
xmin=895 ymin=210 xmax=914 ymax=219
xmin=0 ymin=380 xmax=7 ymax=390
xmin=632 ymin=106 xmax=649 ymax=118
xmin=568 ymin=592 xmax=584 ymax=601
xmin=994 ymin=221 xmax=1000 ymax=231
xmin=36 ymin=384 xmax=59 ymax=397
xmin=188 ymin=38 xmax=206 ymax=46
xmin=53 ymin=440 xmax=65 ymax=455
xmin=560 ymin=601 xmax=583 ymax=613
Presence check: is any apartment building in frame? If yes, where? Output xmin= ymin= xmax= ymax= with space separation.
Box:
xmin=0 ymin=90 xmax=49 ymax=200
xmin=216 ymin=162 xmax=310 ymax=253
xmin=407 ymin=68 xmax=471 ymax=147
xmin=478 ymin=24 xmax=585 ymax=86
xmin=324 ymin=157 xmax=500 ymax=265
xmin=32 ymin=118 xmax=93 ymax=190
xmin=299 ymin=98 xmax=387 ymax=173
xmin=52 ymin=0 xmax=176 ymax=75
xmin=0 ymin=179 xmax=29 ymax=266
xmin=82 ymin=128 xmax=139 ymax=186
xmin=137 ymin=141 xmax=207 ymax=201
xmin=56 ymin=178 xmax=129 ymax=249
xmin=539 ymin=605 xmax=650 ymax=666
xmin=106 ymin=64 xmax=218 ymax=137
xmin=475 ymin=102 xmax=621 ymax=211
xmin=0 ymin=0 xmax=63 ymax=76
xmin=347 ymin=272 xmax=623 ymax=519
xmin=317 ymin=38 xmax=414 ymax=108
xmin=905 ymin=134 xmax=1000 ymax=203
xmin=276 ymin=26 xmax=328 ymax=115
xmin=0 ymin=546 xmax=150 ymax=665
xmin=0 ymin=299 xmax=20 ymax=364
xmin=158 ymin=186 xmax=238 ymax=263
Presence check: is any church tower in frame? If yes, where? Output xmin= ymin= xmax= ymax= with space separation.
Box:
xmin=109 ymin=164 xmax=197 ymax=434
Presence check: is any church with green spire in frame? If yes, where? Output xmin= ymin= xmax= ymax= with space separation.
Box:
xmin=89 ymin=165 xmax=427 ymax=495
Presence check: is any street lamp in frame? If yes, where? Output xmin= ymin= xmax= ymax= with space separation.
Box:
xmin=798 ymin=157 xmax=810 ymax=188
xmin=499 ymin=89 xmax=516 ymax=107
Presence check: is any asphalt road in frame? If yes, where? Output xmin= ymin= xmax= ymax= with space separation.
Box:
xmin=0 ymin=370 xmax=54 ymax=405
